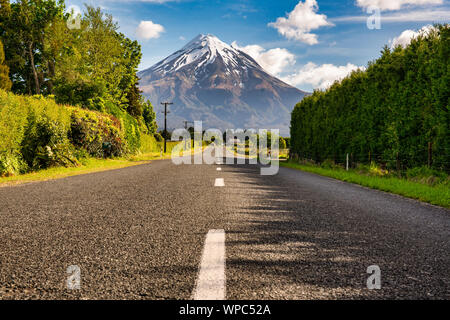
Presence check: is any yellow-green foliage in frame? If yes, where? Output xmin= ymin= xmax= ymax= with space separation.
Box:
xmin=0 ymin=90 xmax=127 ymax=176
xmin=68 ymin=107 xmax=125 ymax=158
xmin=0 ymin=40 xmax=11 ymax=91
xmin=0 ymin=91 xmax=73 ymax=175
xmin=139 ymin=134 xmax=160 ymax=153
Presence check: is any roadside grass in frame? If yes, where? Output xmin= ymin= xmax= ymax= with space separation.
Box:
xmin=0 ymin=157 xmax=144 ymax=187
xmin=281 ymin=162 xmax=450 ymax=208
xmin=0 ymin=145 xmax=205 ymax=187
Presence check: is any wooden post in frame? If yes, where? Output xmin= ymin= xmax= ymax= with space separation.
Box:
xmin=346 ymin=153 xmax=349 ymax=171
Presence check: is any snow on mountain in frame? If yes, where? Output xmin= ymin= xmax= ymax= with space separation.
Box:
xmin=151 ymin=34 xmax=256 ymax=75
xmin=138 ymin=34 xmax=307 ymax=136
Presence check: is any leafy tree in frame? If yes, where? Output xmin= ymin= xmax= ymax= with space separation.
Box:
xmin=0 ymin=0 xmax=65 ymax=94
xmin=0 ymin=39 xmax=11 ymax=90
xmin=279 ymin=137 xmax=287 ymax=150
xmin=1 ymin=1 xmax=158 ymax=146
xmin=142 ymin=99 xmax=157 ymax=134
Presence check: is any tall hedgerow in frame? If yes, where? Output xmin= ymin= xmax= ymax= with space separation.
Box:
xmin=290 ymin=24 xmax=449 ymax=172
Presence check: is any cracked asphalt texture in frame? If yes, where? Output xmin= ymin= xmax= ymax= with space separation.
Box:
xmin=0 ymin=154 xmax=449 ymax=299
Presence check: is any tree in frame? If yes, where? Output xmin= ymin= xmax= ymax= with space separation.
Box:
xmin=126 ymin=83 xmax=143 ymax=118
xmin=1 ymin=1 xmax=159 ymax=141
xmin=0 ymin=39 xmax=11 ymax=90
xmin=0 ymin=0 xmax=65 ymax=94
xmin=53 ymin=5 xmax=146 ymax=114
xmin=279 ymin=137 xmax=287 ymax=150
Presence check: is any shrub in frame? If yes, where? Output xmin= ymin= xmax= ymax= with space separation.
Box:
xmin=154 ymin=132 xmax=163 ymax=142
xmin=0 ymin=89 xmax=153 ymax=176
xmin=69 ymin=109 xmax=125 ymax=158
xmin=369 ymin=162 xmax=389 ymax=176
xmin=20 ymin=113 xmax=78 ymax=170
xmin=139 ymin=134 xmax=159 ymax=153
xmin=0 ymin=90 xmax=76 ymax=173
xmin=406 ymin=166 xmax=448 ymax=186
xmin=320 ymin=159 xmax=337 ymax=169
xmin=105 ymin=101 xmax=144 ymax=153
xmin=0 ymin=152 xmax=27 ymax=177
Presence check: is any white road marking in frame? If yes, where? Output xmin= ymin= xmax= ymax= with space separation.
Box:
xmin=217 ymin=168 xmax=222 ymax=171
xmin=214 ymin=178 xmax=225 ymax=187
xmin=193 ymin=229 xmax=226 ymax=300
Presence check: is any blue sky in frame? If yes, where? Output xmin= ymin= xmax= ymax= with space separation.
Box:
xmin=66 ymin=0 xmax=449 ymax=91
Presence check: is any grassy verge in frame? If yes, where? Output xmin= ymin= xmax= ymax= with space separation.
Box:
xmin=281 ymin=162 xmax=450 ymax=208
xmin=0 ymin=146 xmax=204 ymax=187
xmin=0 ymin=157 xmax=149 ymax=187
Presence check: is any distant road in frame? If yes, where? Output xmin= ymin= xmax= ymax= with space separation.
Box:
xmin=0 ymin=152 xmax=449 ymax=299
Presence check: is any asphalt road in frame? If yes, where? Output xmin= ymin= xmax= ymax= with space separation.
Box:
xmin=0 ymin=151 xmax=449 ymax=299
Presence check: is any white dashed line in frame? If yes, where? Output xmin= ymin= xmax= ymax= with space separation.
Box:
xmin=193 ymin=229 xmax=226 ymax=300
xmin=214 ymin=178 xmax=225 ymax=187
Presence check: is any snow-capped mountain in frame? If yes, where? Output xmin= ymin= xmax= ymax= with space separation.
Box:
xmin=138 ymin=34 xmax=307 ymax=135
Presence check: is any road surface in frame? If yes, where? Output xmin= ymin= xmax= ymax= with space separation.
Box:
xmin=0 ymin=151 xmax=449 ymax=299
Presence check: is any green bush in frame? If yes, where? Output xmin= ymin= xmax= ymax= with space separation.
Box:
xmin=321 ymin=159 xmax=339 ymax=170
xmin=154 ymin=132 xmax=163 ymax=142
xmin=139 ymin=134 xmax=159 ymax=153
xmin=0 ymin=152 xmax=27 ymax=176
xmin=21 ymin=115 xmax=78 ymax=170
xmin=406 ymin=166 xmax=448 ymax=186
xmin=105 ymin=101 xmax=144 ymax=153
xmin=0 ymin=90 xmax=127 ymax=176
xmin=0 ymin=90 xmax=76 ymax=174
xmin=0 ymin=89 xmax=155 ymax=176
xmin=69 ymin=109 xmax=125 ymax=158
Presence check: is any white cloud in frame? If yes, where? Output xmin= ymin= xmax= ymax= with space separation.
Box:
xmin=231 ymin=42 xmax=296 ymax=76
xmin=179 ymin=36 xmax=186 ymax=41
xmin=356 ymin=0 xmax=443 ymax=11
xmin=333 ymin=8 xmax=450 ymax=22
xmin=268 ymin=0 xmax=333 ymax=45
xmin=390 ymin=25 xmax=435 ymax=48
xmin=282 ymin=62 xmax=364 ymax=90
xmin=136 ymin=21 xmax=165 ymax=40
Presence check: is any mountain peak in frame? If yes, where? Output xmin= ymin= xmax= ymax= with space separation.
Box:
xmin=182 ymin=33 xmax=234 ymax=52
xmin=138 ymin=35 xmax=307 ymax=135
xmin=148 ymin=34 xmax=249 ymax=75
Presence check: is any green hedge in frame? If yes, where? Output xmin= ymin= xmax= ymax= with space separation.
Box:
xmin=0 ymin=91 xmax=74 ymax=175
xmin=290 ymin=25 xmax=449 ymax=172
xmin=0 ymin=90 xmax=156 ymax=177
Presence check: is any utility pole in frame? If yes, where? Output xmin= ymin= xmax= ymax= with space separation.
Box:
xmin=161 ymin=102 xmax=173 ymax=153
